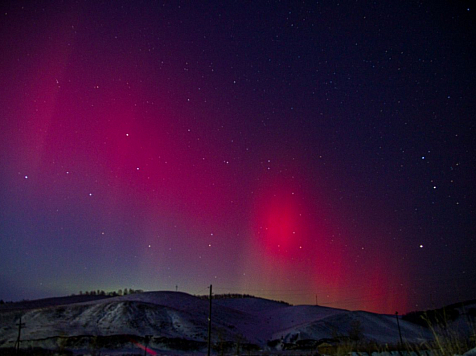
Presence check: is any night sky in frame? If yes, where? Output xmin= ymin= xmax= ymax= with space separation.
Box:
xmin=1 ymin=1 xmax=475 ymax=314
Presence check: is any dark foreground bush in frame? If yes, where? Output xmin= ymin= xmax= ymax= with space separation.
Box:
xmin=152 ymin=336 xmax=206 ymax=351
xmin=0 ymin=347 xmax=73 ymax=355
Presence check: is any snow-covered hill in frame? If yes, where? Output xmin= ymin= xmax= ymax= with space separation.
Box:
xmin=0 ymin=291 xmax=473 ymax=354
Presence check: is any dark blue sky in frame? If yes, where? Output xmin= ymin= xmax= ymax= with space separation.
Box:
xmin=0 ymin=0 xmax=474 ymax=313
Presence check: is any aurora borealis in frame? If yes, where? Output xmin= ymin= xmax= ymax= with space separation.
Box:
xmin=1 ymin=1 xmax=474 ymax=314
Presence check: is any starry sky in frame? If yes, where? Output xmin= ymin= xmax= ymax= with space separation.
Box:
xmin=0 ymin=1 xmax=474 ymax=314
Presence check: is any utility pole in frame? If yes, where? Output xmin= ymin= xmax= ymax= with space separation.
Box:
xmin=15 ymin=317 xmax=26 ymax=355
xmin=395 ymin=311 xmax=403 ymax=346
xmin=315 ymin=294 xmax=318 ymax=306
xmin=144 ymin=335 xmax=151 ymax=356
xmin=207 ymin=284 xmax=212 ymax=356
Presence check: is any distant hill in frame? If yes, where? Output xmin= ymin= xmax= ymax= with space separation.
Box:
xmin=402 ymin=299 xmax=476 ymax=328
xmin=0 ymin=291 xmax=474 ymax=354
xmin=0 ymin=294 xmax=112 ymax=311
